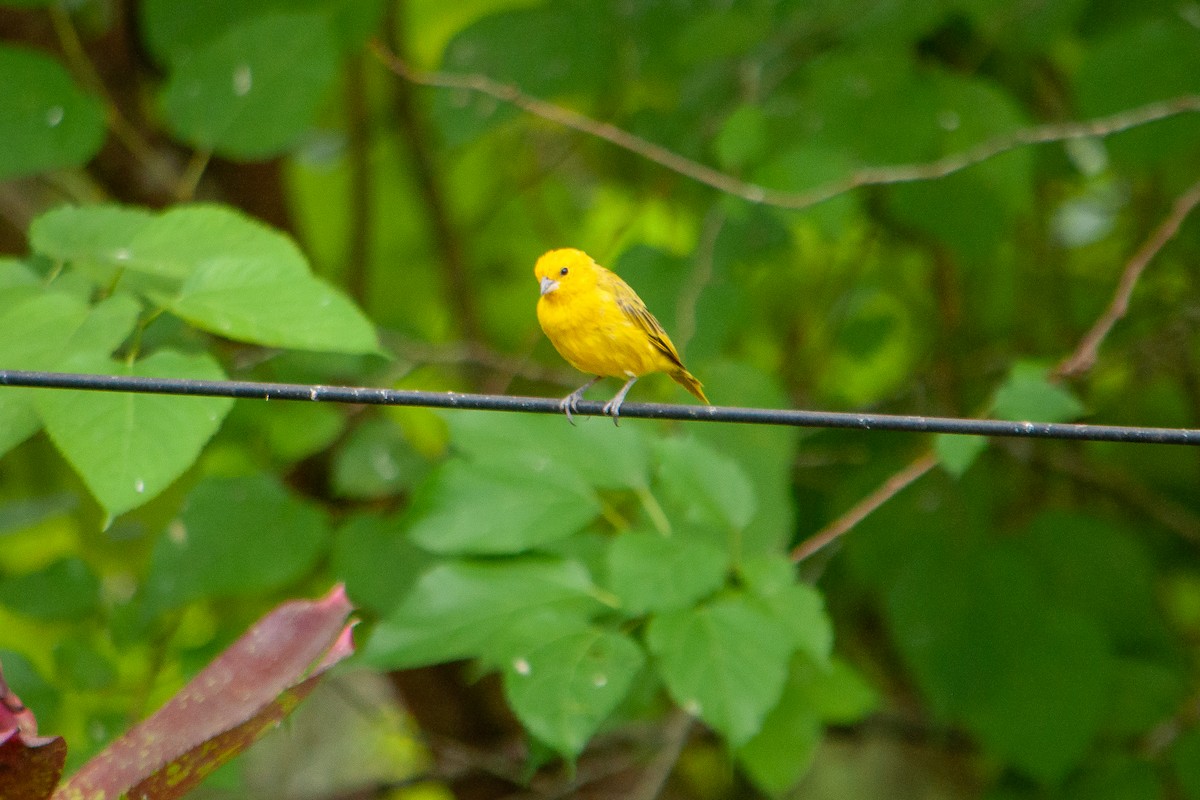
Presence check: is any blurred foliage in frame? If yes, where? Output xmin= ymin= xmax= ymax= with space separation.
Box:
xmin=0 ymin=0 xmax=1199 ymax=797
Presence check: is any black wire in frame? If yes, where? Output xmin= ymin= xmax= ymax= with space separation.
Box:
xmin=1 ymin=369 xmax=1198 ymax=446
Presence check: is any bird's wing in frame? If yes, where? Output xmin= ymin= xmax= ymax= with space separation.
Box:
xmin=604 ymin=271 xmax=687 ymax=370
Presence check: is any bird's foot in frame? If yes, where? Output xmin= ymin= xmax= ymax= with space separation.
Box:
xmin=560 ymin=391 xmax=584 ymax=425
xmin=601 ymin=396 xmax=623 ymax=426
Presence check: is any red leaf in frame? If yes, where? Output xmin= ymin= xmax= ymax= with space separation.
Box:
xmin=0 ymin=664 xmax=67 ymax=800
xmin=54 ymin=585 xmax=355 ymax=800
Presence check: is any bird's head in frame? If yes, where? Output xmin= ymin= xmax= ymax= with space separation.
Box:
xmin=534 ymin=248 xmax=598 ymax=300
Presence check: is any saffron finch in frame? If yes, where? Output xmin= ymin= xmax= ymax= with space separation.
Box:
xmin=535 ymin=248 xmax=708 ymax=424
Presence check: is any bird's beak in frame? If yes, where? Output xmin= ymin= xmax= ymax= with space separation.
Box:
xmin=539 ymin=276 xmax=559 ymax=296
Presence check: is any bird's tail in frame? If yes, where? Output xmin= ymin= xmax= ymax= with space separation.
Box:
xmin=671 ymin=369 xmax=709 ymax=405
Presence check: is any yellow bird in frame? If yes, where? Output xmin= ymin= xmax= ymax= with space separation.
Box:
xmin=534 ymin=248 xmax=708 ymax=424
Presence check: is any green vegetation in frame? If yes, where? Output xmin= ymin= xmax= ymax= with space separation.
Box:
xmin=0 ymin=0 xmax=1198 ymax=797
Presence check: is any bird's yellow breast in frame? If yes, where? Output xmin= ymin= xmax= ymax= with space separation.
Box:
xmin=537 ymin=290 xmax=673 ymax=378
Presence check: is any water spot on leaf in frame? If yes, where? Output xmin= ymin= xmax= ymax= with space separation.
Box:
xmin=233 ymin=64 xmax=253 ymax=96
xmin=514 ymin=657 xmax=532 ymax=676
xmin=45 ymin=106 xmax=64 ymax=127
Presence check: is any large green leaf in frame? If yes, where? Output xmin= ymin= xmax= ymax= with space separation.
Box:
xmin=331 ymin=512 xmax=432 ymax=615
xmin=160 ymin=12 xmax=339 ymax=158
xmin=363 ymin=558 xmax=603 ymax=670
xmin=30 ymin=204 xmax=379 ymax=353
xmin=886 ymin=539 xmax=1113 ymax=782
xmin=34 ymin=349 xmax=234 ymax=518
xmin=0 ymin=290 xmax=140 ymax=458
xmin=0 ymin=45 xmax=105 ymax=180
xmin=502 ymin=627 xmax=644 ymax=759
xmin=691 ymin=363 xmax=798 ymax=554
xmin=446 ymin=410 xmax=651 ymax=490
xmin=145 ymin=475 xmax=330 ymax=608
xmin=405 ymin=459 xmax=601 ymax=555
xmin=740 ymin=555 xmax=834 ymax=666
xmin=646 ymin=593 xmax=794 ymax=746
xmin=654 ymin=436 xmax=756 ymax=531
xmin=606 ymin=528 xmax=729 ymax=616
xmin=736 ymin=657 xmax=824 ymax=795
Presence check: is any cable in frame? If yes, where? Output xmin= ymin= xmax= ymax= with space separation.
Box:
xmin=1 ymin=369 xmax=1197 ymax=445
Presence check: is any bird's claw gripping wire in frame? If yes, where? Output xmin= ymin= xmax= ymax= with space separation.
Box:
xmin=601 ymin=377 xmax=638 ymax=427
xmin=559 ymin=376 xmax=602 ymax=425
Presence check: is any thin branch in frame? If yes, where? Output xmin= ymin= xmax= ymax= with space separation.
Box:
xmin=1054 ymin=177 xmax=1200 ymax=378
xmin=369 ymin=39 xmax=1200 ymax=211
xmin=791 ymin=452 xmax=939 ymax=561
xmin=792 ymin=175 xmax=1200 ymax=561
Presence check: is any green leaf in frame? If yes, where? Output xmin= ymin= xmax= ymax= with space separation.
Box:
xmin=433 ymin=3 xmax=619 ymax=145
xmin=736 ymin=657 xmax=824 ymax=795
xmin=331 ymin=512 xmax=432 ymax=615
xmin=0 ymin=258 xmax=39 ymax=290
xmin=405 ymin=459 xmax=601 ymax=555
xmin=0 ymin=290 xmax=140 ymax=458
xmin=446 ymin=410 xmax=651 ymax=491
xmin=934 ymin=433 xmax=988 ymax=477
xmin=331 ymin=416 xmax=428 ymax=499
xmin=145 ymin=474 xmax=329 ymax=607
xmin=993 ymin=362 xmax=1085 ymax=422
xmin=1023 ymin=511 xmax=1161 ymax=650
xmin=739 ymin=555 xmax=834 ymax=665
xmin=715 ymin=104 xmax=769 ymax=171
xmin=29 ymin=204 xmax=155 ymax=272
xmin=254 ymin=400 xmax=346 ymax=462
xmin=753 ymin=144 xmax=859 ymax=233
xmin=886 ymin=541 xmax=1112 ymax=782
xmin=0 ymin=46 xmax=105 ymax=179
xmin=503 ymin=628 xmax=645 ymax=759
xmin=33 ymin=204 xmax=378 ymax=353
xmin=163 ymin=255 xmax=378 ymax=353
xmin=655 ymin=436 xmax=756 ymax=531
xmin=806 ymin=657 xmax=879 ymax=724
xmin=140 ymin=0 xmax=384 ymax=60
xmin=606 ymin=528 xmax=729 ymax=616
xmin=646 ymin=593 xmax=794 ymax=745
xmin=34 ymin=349 xmax=234 ymax=518
xmin=363 ymin=557 xmax=602 ymax=670
xmin=691 ymin=363 xmax=798 ymax=554
xmin=137 ymin=205 xmax=376 ymax=353
xmin=1075 ymin=18 xmax=1200 ymax=167
xmin=0 ymin=557 xmax=100 ymax=620
xmin=160 ymin=12 xmax=339 ymax=158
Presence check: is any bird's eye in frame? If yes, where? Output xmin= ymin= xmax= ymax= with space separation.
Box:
xmin=559 ymin=266 xmax=569 ymax=276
